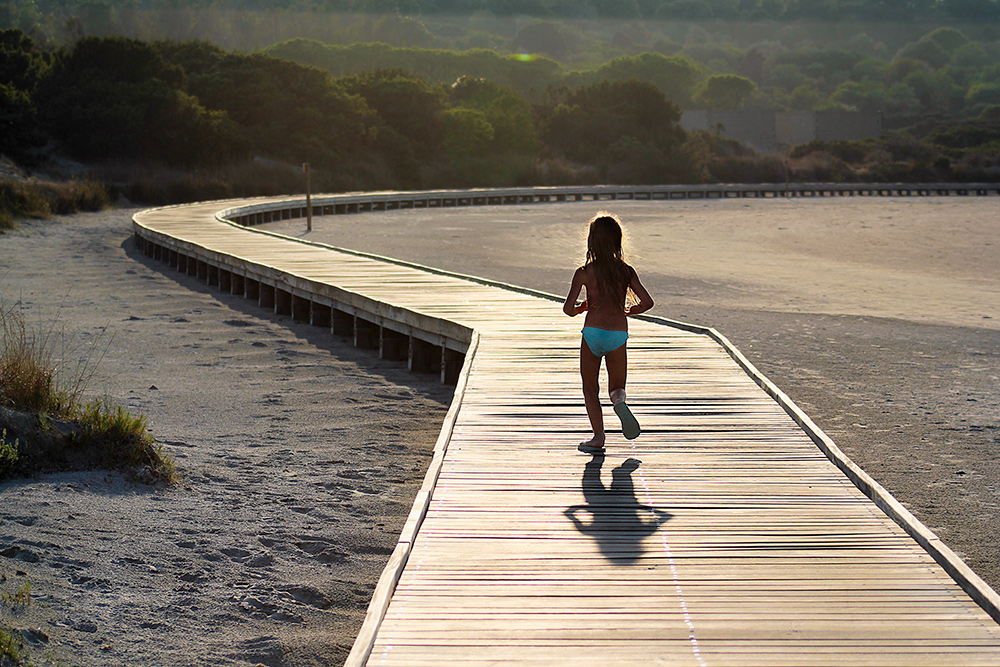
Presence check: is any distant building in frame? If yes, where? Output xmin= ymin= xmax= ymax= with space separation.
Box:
xmin=680 ymin=110 xmax=881 ymax=154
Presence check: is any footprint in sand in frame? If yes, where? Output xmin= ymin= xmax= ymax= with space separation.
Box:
xmin=220 ymin=548 xmax=251 ymax=561
xmin=294 ymin=539 xmax=348 ymax=564
xmin=0 ymin=545 xmax=40 ymax=563
xmin=281 ymin=585 xmax=332 ymax=609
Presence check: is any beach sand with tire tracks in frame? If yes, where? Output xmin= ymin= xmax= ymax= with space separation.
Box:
xmin=0 ymin=196 xmax=997 ymax=666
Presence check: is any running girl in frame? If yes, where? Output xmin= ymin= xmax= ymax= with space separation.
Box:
xmin=563 ymin=213 xmax=654 ymax=454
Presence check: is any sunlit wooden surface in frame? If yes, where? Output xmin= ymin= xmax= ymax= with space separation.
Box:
xmin=133 ymin=196 xmax=1000 ymax=667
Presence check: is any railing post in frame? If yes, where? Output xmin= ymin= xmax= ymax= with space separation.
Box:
xmin=303 ymin=163 xmax=312 ymax=232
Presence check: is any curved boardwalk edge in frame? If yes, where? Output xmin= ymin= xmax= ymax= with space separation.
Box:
xmin=132 ymin=186 xmax=1000 ymax=665
xmin=345 ymin=331 xmax=481 ymax=667
xmin=697 ymin=324 xmax=1000 ymax=627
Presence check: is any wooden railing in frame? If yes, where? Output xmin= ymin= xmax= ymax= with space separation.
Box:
xmin=218 ymin=182 xmax=999 ymax=227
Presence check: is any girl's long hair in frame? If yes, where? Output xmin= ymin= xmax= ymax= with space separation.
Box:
xmin=586 ymin=213 xmax=631 ymax=302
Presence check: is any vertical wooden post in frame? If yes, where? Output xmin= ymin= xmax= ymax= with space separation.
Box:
xmin=303 ymin=162 xmax=312 ymax=232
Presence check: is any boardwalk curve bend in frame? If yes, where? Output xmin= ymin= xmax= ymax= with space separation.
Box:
xmin=132 ymin=187 xmax=1000 ymax=667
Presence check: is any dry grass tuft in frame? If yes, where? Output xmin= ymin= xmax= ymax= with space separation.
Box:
xmin=0 ymin=297 xmax=176 ymax=484
xmin=0 ymin=178 xmax=110 ymax=230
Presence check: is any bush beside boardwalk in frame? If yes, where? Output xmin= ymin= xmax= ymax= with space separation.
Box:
xmin=0 ymin=300 xmax=175 ymax=483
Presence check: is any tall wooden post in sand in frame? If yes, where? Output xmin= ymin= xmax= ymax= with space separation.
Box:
xmin=303 ymin=162 xmax=312 ymax=231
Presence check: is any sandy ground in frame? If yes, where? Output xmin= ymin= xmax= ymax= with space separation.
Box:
xmin=261 ymin=196 xmax=1000 ymax=594
xmin=0 ymin=196 xmax=997 ymax=666
xmin=0 ymin=211 xmax=452 ymax=666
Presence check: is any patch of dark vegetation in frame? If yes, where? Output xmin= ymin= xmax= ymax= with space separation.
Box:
xmin=0 ymin=300 xmax=175 ymax=484
xmin=0 ymin=625 xmax=32 ymax=667
xmin=0 ymin=178 xmax=110 ymax=231
xmin=4 ymin=21 xmax=1000 ymax=220
xmin=0 ymin=404 xmax=175 ymax=484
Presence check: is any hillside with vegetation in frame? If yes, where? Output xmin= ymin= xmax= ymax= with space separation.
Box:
xmin=2 ymin=1 xmax=1000 ymax=208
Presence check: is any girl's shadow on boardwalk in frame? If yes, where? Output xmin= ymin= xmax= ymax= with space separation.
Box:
xmin=564 ymin=456 xmax=672 ymax=565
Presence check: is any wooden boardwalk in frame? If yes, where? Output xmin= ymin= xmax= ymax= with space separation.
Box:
xmin=132 ymin=191 xmax=1000 ymax=667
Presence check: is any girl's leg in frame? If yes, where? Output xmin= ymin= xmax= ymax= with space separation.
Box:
xmin=606 ymin=344 xmax=641 ymax=439
xmin=580 ymin=341 xmax=605 ymax=447
xmin=605 ymin=344 xmax=628 ymax=403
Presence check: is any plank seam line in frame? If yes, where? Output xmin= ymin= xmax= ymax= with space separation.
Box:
xmin=217 ymin=202 xmax=1000 ymax=627
xmin=630 ymin=440 xmax=707 ymax=667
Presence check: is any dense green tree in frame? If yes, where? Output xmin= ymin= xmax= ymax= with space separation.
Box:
xmin=694 ymin=74 xmax=757 ymax=109
xmin=771 ymin=50 xmax=864 ymax=90
xmin=539 ymin=79 xmax=687 ymax=182
xmin=0 ymin=28 xmax=49 ymax=159
xmin=766 ymin=63 xmax=809 ymax=90
xmin=966 ymin=82 xmax=1000 ymax=107
xmin=588 ymin=53 xmax=701 ymax=106
xmin=449 ymin=76 xmax=537 ymax=155
xmin=340 ymin=69 xmax=446 ymax=184
xmin=851 ymin=57 xmax=888 ymax=84
xmin=442 ymin=106 xmax=494 ymax=158
xmin=0 ymin=28 xmax=49 ymax=92
xmin=831 ymin=79 xmax=920 ymax=116
xmin=950 ymin=42 xmax=992 ymax=70
xmin=923 ymin=27 xmax=969 ymax=53
xmin=153 ymin=39 xmax=229 ymax=79
xmin=905 ymin=68 xmax=965 ymax=114
xmin=982 ymin=64 xmax=1000 ymax=85
xmin=342 ymin=69 xmax=445 ymax=154
xmin=886 ymin=58 xmax=931 ymax=84
xmin=185 ymin=52 xmax=374 ymax=169
xmin=37 ymin=37 xmax=238 ymax=165
xmin=787 ymin=83 xmax=827 ymax=110
xmin=942 ymin=0 xmax=1000 ymax=21
xmin=895 ymin=37 xmax=951 ymax=69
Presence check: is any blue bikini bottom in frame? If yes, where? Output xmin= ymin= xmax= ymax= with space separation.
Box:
xmin=581 ymin=327 xmax=628 ymax=357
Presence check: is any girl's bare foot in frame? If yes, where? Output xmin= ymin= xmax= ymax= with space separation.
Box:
xmin=578 ymin=434 xmax=606 ymax=454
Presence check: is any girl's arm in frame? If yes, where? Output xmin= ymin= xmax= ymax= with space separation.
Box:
xmin=625 ymin=267 xmax=654 ymax=317
xmin=563 ymin=268 xmax=588 ymax=316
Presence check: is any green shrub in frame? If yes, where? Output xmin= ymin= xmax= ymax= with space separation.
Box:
xmin=0 ymin=429 xmax=19 ymax=477
xmin=790 ymin=139 xmax=870 ymax=164
xmin=0 ymin=179 xmax=49 ymax=228
xmin=79 ymin=399 xmax=176 ymax=481
xmin=1 ymin=581 xmax=31 ymax=606
xmin=0 ymin=627 xmax=29 ymax=666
